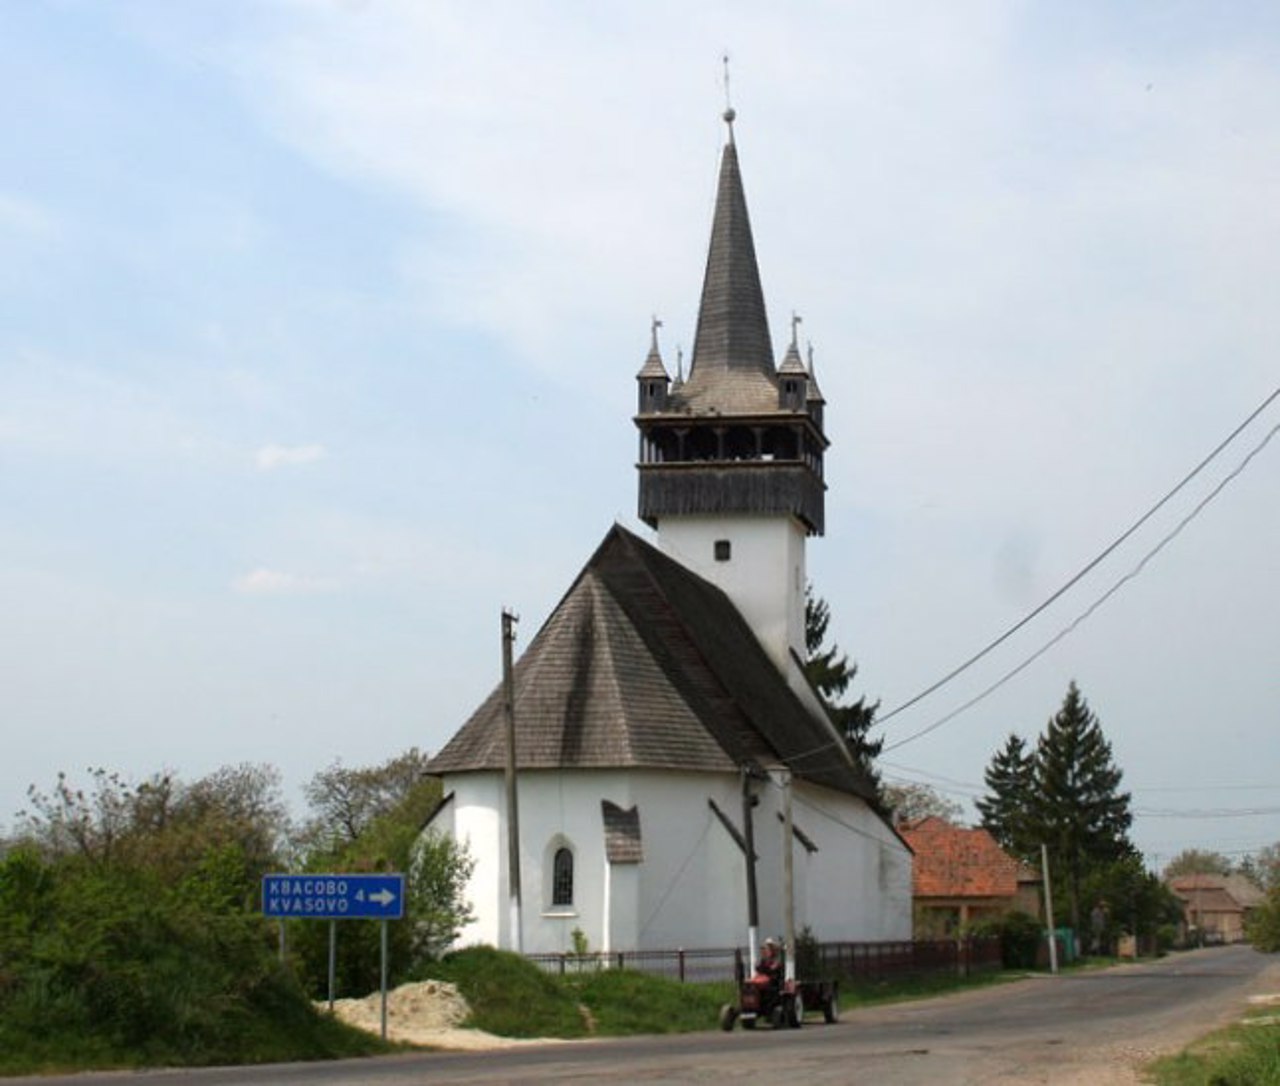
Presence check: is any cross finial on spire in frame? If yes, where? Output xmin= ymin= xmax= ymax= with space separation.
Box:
xmin=650 ymin=315 xmax=663 ymax=351
xmin=790 ymin=311 xmax=803 ymax=349
xmin=722 ymin=53 xmax=736 ymax=140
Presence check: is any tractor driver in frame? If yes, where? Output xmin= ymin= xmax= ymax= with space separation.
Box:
xmin=756 ymin=937 xmax=783 ymax=991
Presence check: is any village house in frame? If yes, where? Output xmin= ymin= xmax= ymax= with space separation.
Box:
xmin=1168 ymin=873 xmax=1266 ymax=945
xmin=899 ymin=816 xmax=1041 ymax=937
xmin=424 ymin=109 xmax=913 ymax=956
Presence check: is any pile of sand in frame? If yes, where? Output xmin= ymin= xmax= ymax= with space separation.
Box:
xmin=323 ymin=980 xmax=556 ymax=1050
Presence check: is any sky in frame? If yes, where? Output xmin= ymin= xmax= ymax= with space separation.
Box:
xmin=2 ymin=1 xmax=1277 ymax=871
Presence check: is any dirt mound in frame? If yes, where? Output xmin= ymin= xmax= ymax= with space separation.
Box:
xmin=323 ymin=980 xmax=556 ymax=1050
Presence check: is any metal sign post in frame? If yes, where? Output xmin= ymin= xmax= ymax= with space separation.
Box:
xmin=261 ymin=872 xmax=406 ymax=1038
xmin=381 ymin=920 xmax=390 ymax=1040
xmin=328 ymin=920 xmax=337 ymax=1013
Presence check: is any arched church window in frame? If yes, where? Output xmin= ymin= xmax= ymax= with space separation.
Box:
xmin=552 ymin=846 xmax=574 ymax=907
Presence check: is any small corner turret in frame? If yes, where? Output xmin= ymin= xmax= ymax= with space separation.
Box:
xmin=636 ymin=316 xmax=670 ymax=414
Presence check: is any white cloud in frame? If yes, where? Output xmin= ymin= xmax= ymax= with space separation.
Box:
xmin=0 ymin=191 xmax=59 ymax=238
xmin=255 ymin=443 xmax=326 ymax=470
xmin=232 ymin=567 xmax=337 ymax=595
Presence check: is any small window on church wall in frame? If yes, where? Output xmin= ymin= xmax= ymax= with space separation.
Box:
xmin=552 ymin=847 xmax=574 ymax=906
xmin=714 ymin=539 xmax=731 ymax=562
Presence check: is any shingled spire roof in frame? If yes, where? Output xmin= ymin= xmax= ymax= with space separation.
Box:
xmin=679 ymin=128 xmax=779 ymax=414
xmin=428 ymin=525 xmax=876 ymax=801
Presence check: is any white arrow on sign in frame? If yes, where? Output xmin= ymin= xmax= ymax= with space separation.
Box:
xmin=369 ymin=888 xmax=397 ymax=907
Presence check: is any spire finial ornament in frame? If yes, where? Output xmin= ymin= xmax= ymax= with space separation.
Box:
xmin=807 ymin=340 xmax=815 ymax=371
xmin=676 ymin=345 xmax=684 ymax=383
xmin=791 ymin=311 xmax=803 ymax=349
xmin=651 ymin=315 xmax=663 ymax=351
xmin=722 ymin=53 xmax=736 ymax=140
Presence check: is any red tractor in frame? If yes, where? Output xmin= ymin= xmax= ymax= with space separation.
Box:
xmin=719 ymin=962 xmax=838 ymax=1030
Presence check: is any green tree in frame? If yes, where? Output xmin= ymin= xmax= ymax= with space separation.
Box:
xmin=803 ymin=586 xmax=881 ymax=787
xmin=1246 ymin=885 xmax=1280 ymax=952
xmin=1249 ymin=842 xmax=1280 ymax=892
xmin=0 ymin=769 xmax=370 ymax=1071
xmin=1033 ymin=682 xmax=1136 ymax=933
xmin=292 ymin=752 xmax=473 ymax=996
xmin=16 ymin=764 xmax=287 ymax=898
xmin=1080 ymin=856 xmax=1183 ymax=953
xmin=1162 ymin=849 xmax=1233 ymax=880
xmin=409 ymin=831 xmax=476 ymax=961
xmin=976 ymin=733 xmax=1037 ymax=860
xmin=298 ymin=748 xmax=433 ymax=852
xmin=882 ymin=782 xmax=963 ymax=825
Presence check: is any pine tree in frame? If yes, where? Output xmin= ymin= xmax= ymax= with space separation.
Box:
xmin=803 ymin=586 xmax=882 ymax=789
xmin=1032 ymin=682 xmax=1135 ymax=932
xmin=976 ymin=733 xmax=1037 ymax=859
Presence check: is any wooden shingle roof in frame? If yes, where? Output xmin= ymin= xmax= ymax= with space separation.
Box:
xmin=428 ymin=525 xmax=876 ymax=801
xmin=677 ymin=135 xmax=780 ymax=416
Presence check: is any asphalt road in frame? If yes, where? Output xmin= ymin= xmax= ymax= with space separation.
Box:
xmin=16 ymin=945 xmax=1278 ymax=1085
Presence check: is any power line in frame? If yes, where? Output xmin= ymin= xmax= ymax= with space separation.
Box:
xmin=878 ymin=384 xmax=1280 ymax=726
xmin=883 ymin=417 xmax=1280 ymax=754
xmin=1135 ymin=806 xmax=1280 ymax=819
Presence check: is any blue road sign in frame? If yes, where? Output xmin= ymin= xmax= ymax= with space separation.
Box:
xmin=262 ymin=873 xmax=406 ymax=920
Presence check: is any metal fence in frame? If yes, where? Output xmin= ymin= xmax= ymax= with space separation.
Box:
xmin=526 ymin=936 xmax=1002 ymax=984
xmin=805 ymin=936 xmax=1002 ymax=980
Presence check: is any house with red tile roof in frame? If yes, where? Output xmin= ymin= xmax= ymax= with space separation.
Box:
xmin=899 ymin=817 xmax=1041 ymax=937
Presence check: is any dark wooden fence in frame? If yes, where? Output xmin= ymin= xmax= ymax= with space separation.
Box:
xmin=526 ymin=936 xmax=1001 ymax=984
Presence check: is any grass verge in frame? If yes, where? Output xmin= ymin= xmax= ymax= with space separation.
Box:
xmin=425 ymin=947 xmax=1027 ymax=1039
xmin=1147 ymin=1012 xmax=1280 ymax=1086
xmin=0 ymin=972 xmax=391 ymax=1078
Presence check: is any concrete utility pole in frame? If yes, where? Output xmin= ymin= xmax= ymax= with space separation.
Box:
xmin=781 ymin=769 xmax=797 ymax=983
xmin=1041 ymin=843 xmax=1058 ymax=975
xmin=502 ymin=609 xmax=523 ymax=953
xmin=741 ymin=767 xmax=760 ymax=968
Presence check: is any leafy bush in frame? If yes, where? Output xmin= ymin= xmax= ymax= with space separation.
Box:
xmin=1247 ymin=887 xmax=1280 ymax=952
xmin=969 ymin=910 xmax=1042 ymax=969
xmin=0 ymin=850 xmax=385 ymax=1074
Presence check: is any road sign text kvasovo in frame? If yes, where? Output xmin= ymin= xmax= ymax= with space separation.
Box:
xmin=261 ymin=873 xmax=405 ymax=920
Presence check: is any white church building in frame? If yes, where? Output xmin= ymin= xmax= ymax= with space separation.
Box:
xmin=425 ymin=111 xmax=913 ymax=956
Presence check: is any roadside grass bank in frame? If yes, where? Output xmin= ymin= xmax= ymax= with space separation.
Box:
xmin=422 ymin=946 xmax=733 ymax=1037
xmin=1147 ymin=1011 xmax=1280 ymax=1086
xmin=0 ymin=852 xmax=393 ymax=1078
xmin=0 ymin=960 xmax=391 ymax=1078
xmin=424 ymin=946 xmax=1032 ymax=1038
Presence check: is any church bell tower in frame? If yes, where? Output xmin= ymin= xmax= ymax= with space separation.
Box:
xmin=635 ymin=110 xmax=829 ymax=671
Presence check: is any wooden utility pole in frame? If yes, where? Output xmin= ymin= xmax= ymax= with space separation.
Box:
xmin=502 ymin=609 xmax=523 ymax=953
xmin=741 ymin=767 xmax=760 ymax=968
xmin=781 ymin=769 xmax=796 ymax=983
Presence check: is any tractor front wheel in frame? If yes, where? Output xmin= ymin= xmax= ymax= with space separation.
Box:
xmin=789 ymin=992 xmax=804 ymax=1028
xmin=718 ymin=1004 xmax=737 ymax=1031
